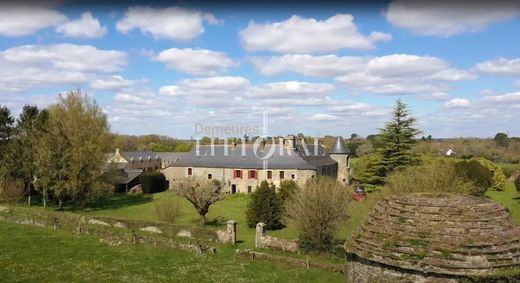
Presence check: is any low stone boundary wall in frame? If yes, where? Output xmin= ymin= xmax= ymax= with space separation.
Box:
xmin=255 ymin=222 xmax=299 ymax=252
xmin=0 ymin=206 xmax=236 ymax=253
xmin=236 ymin=249 xmax=343 ymax=273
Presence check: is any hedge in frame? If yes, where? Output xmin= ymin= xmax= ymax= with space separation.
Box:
xmin=139 ymin=171 xmax=167 ymax=194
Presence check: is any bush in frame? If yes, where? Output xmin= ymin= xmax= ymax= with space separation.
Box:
xmin=455 ymin=160 xmax=492 ymax=190
xmin=0 ymin=177 xmax=24 ymax=208
xmin=515 ymin=175 xmax=520 ymax=193
xmin=154 ymin=198 xmax=181 ymax=223
xmin=384 ymin=159 xmax=483 ymax=196
xmin=139 ymin=171 xmax=167 ymax=194
xmin=246 ymin=180 xmax=283 ymax=230
xmin=474 ymin=158 xmax=506 ymax=191
xmin=278 ymin=180 xmax=298 ymax=204
xmin=285 ymin=177 xmax=351 ymax=252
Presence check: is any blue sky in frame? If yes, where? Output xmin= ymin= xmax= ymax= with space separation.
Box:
xmin=1 ymin=1 xmax=520 ymax=139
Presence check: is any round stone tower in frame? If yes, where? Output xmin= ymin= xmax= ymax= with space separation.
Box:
xmin=329 ymin=136 xmax=350 ymax=185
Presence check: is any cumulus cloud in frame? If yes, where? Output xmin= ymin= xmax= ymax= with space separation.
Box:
xmin=247 ymin=81 xmax=335 ymax=98
xmin=56 ymin=12 xmax=107 ymax=38
xmin=444 ymin=98 xmax=471 ymax=108
xmin=116 ymin=6 xmax=219 ymax=41
xmin=476 ymin=58 xmax=520 ymax=75
xmin=239 ymin=14 xmax=391 ymax=53
xmin=0 ymin=4 xmax=67 ymax=36
xmin=90 ymin=75 xmax=135 ymax=91
xmin=251 ymin=53 xmax=474 ymax=96
xmin=0 ymin=44 xmax=127 ymax=93
xmin=385 ymin=0 xmax=520 ymax=37
xmin=153 ymin=48 xmax=235 ymax=76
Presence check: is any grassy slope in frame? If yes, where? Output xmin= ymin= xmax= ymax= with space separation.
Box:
xmin=48 ymin=190 xmax=379 ymax=248
xmin=0 ymin=222 xmax=343 ymax=283
xmin=486 ymin=181 xmax=520 ymax=224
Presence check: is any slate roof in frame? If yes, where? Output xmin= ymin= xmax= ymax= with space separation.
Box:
xmin=156 ymin=152 xmax=188 ymax=164
xmin=329 ymin=136 xmax=349 ymax=154
xmin=296 ymin=143 xmax=337 ymax=167
xmin=122 ymin=151 xmax=160 ymax=162
xmin=172 ymin=145 xmax=317 ymax=170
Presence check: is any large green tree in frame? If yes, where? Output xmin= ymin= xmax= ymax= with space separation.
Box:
xmin=0 ymin=106 xmax=14 ymax=173
xmin=46 ymin=90 xmax=112 ymax=208
xmin=3 ymin=105 xmax=44 ymax=205
xmin=377 ymin=99 xmax=421 ymax=175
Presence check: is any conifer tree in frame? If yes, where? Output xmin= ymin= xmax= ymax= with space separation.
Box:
xmin=246 ymin=180 xmax=283 ymax=230
xmin=377 ymin=99 xmax=421 ymax=175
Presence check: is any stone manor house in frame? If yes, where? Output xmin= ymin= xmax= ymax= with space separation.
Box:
xmin=107 ymin=136 xmax=351 ymax=193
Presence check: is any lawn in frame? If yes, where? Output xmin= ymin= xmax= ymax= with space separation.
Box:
xmin=38 ymin=189 xmax=380 ymax=249
xmin=0 ymin=222 xmax=343 ymax=283
xmin=486 ymin=181 xmax=520 ymax=224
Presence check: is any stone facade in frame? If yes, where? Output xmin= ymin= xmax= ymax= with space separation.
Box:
xmin=162 ymin=166 xmax=316 ymax=193
xmin=330 ymin=153 xmax=350 ymax=185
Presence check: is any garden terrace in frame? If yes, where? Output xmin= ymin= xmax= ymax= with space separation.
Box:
xmin=345 ymin=193 xmax=520 ymax=282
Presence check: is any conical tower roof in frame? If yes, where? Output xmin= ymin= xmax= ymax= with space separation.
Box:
xmin=329 ymin=136 xmax=349 ymax=154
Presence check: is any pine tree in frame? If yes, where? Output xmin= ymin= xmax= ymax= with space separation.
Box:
xmin=246 ymin=180 xmax=283 ymax=230
xmin=0 ymin=106 xmax=14 ymax=171
xmin=378 ymin=99 xmax=421 ymax=175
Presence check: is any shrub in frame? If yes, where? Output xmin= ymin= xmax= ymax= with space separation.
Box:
xmin=474 ymin=158 xmax=506 ymax=191
xmin=455 ymin=160 xmax=492 ymax=190
xmin=139 ymin=171 xmax=167 ymax=194
xmin=285 ymin=177 xmax=351 ymax=252
xmin=0 ymin=177 xmax=24 ymax=208
xmin=278 ymin=180 xmax=298 ymax=203
xmin=515 ymin=175 xmax=520 ymax=193
xmin=384 ymin=159 xmax=483 ymax=196
xmin=154 ymin=198 xmax=181 ymax=223
xmin=246 ymin=180 xmax=283 ymax=230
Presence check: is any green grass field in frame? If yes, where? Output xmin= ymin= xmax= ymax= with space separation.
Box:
xmin=0 ymin=222 xmax=343 ymax=283
xmin=486 ymin=181 xmax=520 ymax=223
xmin=44 ymin=189 xmax=380 ymax=249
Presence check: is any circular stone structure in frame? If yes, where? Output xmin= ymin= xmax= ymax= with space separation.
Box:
xmin=345 ymin=193 xmax=520 ymax=283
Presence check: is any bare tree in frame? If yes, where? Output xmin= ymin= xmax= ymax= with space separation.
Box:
xmin=0 ymin=177 xmax=24 ymax=208
xmin=174 ymin=177 xmax=223 ymax=225
xmin=285 ymin=177 xmax=351 ymax=252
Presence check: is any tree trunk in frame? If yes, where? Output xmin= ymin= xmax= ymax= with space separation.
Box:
xmin=43 ymin=196 xmax=47 ymax=208
xmin=58 ymin=199 xmax=63 ymax=209
xmin=26 ymin=183 xmax=31 ymax=206
xmin=200 ymin=214 xmax=206 ymax=225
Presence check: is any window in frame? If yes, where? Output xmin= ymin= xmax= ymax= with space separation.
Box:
xmin=188 ymin=168 xmax=192 ymax=176
xmin=247 ymin=186 xmax=252 ymax=193
xmin=267 ymin=170 xmax=272 ymax=179
xmin=208 ymin=174 xmax=212 ymax=180
xmin=249 ymin=170 xmax=257 ymax=179
xmin=291 ymin=174 xmax=295 ymax=180
xmin=233 ymin=170 xmax=242 ymax=179
xmin=280 ymin=171 xmax=285 ymax=179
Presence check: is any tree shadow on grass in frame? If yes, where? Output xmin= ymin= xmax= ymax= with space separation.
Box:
xmin=65 ymin=193 xmax=154 ymax=212
xmin=205 ymin=216 xmax=227 ymax=227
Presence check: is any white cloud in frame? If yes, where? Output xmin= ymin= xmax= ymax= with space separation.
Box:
xmin=444 ymin=98 xmax=471 ymax=108
xmin=0 ymin=4 xmax=67 ymax=36
xmin=90 ymin=75 xmax=135 ymax=91
xmin=56 ymin=12 xmax=107 ymax=38
xmin=250 ymin=54 xmax=474 ymax=96
xmin=153 ymin=48 xmax=235 ymax=76
xmin=247 ymin=81 xmax=335 ymax=98
xmin=249 ymin=54 xmax=365 ymax=77
xmin=116 ymin=6 xmax=219 ymax=41
xmin=482 ymin=92 xmax=520 ymax=103
xmin=476 ymin=58 xmax=520 ymax=75
xmin=0 ymin=44 xmax=127 ymax=93
xmin=309 ymin=114 xmax=339 ymax=121
xmin=239 ymin=14 xmax=391 ymax=53
xmin=386 ymin=0 xmax=520 ymax=37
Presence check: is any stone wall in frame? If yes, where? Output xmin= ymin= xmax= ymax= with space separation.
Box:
xmin=255 ymin=222 xmax=299 ymax=252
